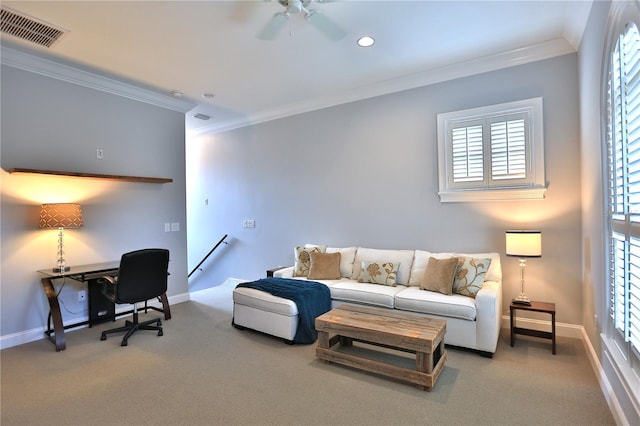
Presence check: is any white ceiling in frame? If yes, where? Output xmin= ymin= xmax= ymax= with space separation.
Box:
xmin=1 ymin=1 xmax=592 ymax=133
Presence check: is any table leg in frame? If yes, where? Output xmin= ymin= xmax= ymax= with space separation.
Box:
xmin=416 ymin=351 xmax=432 ymax=392
xmin=551 ymin=311 xmax=556 ymax=355
xmin=317 ymin=330 xmax=330 ymax=364
xmin=41 ymin=278 xmax=65 ymax=352
xmin=510 ymin=306 xmax=515 ymax=347
xmin=160 ymin=292 xmax=171 ymax=320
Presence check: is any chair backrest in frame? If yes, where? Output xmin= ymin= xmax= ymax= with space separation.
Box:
xmin=115 ymin=248 xmax=170 ymax=304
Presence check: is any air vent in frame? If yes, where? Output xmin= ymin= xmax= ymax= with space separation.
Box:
xmin=1 ymin=6 xmax=68 ymax=48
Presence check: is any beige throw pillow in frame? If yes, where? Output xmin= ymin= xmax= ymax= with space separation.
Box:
xmin=307 ymin=252 xmax=342 ymax=280
xmin=420 ymin=257 xmax=459 ymax=295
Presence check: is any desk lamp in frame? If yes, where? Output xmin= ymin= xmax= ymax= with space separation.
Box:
xmin=505 ymin=230 xmax=542 ymax=306
xmin=40 ymin=203 xmax=83 ymax=273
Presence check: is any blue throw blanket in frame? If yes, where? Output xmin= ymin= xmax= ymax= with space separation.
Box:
xmin=235 ymin=277 xmax=331 ymax=344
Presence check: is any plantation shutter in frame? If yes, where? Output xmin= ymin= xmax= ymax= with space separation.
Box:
xmin=607 ymin=23 xmax=640 ymax=353
xmin=490 ymin=115 xmax=527 ymax=181
xmin=451 ymin=123 xmax=484 ymax=183
xmin=450 ymin=114 xmax=530 ymax=186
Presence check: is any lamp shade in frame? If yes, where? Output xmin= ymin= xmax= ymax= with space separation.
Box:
xmin=39 ymin=203 xmax=83 ymax=229
xmin=505 ymin=230 xmax=541 ymax=257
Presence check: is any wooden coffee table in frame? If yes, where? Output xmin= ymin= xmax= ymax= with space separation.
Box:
xmin=315 ymin=305 xmax=447 ymax=391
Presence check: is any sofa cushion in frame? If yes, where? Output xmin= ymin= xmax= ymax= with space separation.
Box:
xmin=409 ymin=251 xmax=456 ymax=287
xmin=351 ymin=248 xmax=414 ymax=286
xmin=232 ymin=287 xmax=298 ymax=316
xmin=453 ymin=257 xmax=491 ymax=298
xmin=330 ymin=280 xmax=406 ymax=308
xmin=358 ymin=260 xmax=399 ymax=286
xmin=305 ymin=245 xmax=357 ymax=278
xmin=394 ymin=286 xmax=477 ymax=320
xmin=294 ymin=246 xmax=326 ymax=277
xmin=308 ymin=252 xmax=342 ymax=280
xmin=420 ymin=257 xmax=459 ymax=295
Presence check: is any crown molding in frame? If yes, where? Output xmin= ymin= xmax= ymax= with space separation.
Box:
xmin=192 ymin=38 xmax=575 ymax=135
xmin=0 ymin=46 xmax=195 ymax=113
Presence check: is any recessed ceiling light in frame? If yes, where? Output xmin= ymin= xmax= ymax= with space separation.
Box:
xmin=202 ymin=93 xmax=216 ymax=100
xmin=193 ymin=113 xmax=211 ymax=121
xmin=357 ymin=36 xmax=375 ymax=47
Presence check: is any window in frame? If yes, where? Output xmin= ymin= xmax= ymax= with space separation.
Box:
xmin=437 ymin=98 xmax=546 ymax=202
xmin=605 ymin=20 xmax=640 ymax=368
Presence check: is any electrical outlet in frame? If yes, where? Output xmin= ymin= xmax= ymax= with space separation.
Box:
xmin=96 ymin=148 xmax=104 ymax=159
xmin=78 ymin=290 xmax=87 ymax=302
xmin=164 ymin=223 xmax=171 ymax=232
xmin=171 ymin=222 xmax=180 ymax=232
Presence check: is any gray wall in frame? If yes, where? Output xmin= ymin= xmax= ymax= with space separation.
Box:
xmin=187 ymin=53 xmax=583 ymax=325
xmin=0 ymin=65 xmax=188 ymax=339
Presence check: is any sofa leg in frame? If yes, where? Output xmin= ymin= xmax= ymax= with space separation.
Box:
xmin=231 ymin=319 xmax=246 ymax=330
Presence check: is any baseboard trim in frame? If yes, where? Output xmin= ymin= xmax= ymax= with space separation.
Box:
xmin=581 ymin=330 xmax=628 ymax=426
xmin=0 ymin=292 xmax=190 ymax=350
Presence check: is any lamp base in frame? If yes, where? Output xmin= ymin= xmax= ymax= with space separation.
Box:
xmin=53 ymin=266 xmax=70 ymax=273
xmin=512 ymin=294 xmax=531 ymax=306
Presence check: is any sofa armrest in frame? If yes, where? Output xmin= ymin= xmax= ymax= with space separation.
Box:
xmin=273 ymin=266 xmax=294 ymax=278
xmin=474 ymin=280 xmax=502 ymax=353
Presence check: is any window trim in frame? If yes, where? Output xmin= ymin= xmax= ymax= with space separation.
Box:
xmin=437 ymin=98 xmax=546 ymax=202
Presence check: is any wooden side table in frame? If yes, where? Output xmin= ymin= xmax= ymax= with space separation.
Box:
xmin=510 ymin=300 xmax=556 ymax=354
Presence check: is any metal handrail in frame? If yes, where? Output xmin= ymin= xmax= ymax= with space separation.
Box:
xmin=188 ymin=234 xmax=228 ymax=278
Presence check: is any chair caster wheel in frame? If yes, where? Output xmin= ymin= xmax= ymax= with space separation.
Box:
xmin=158 ymin=330 xmax=163 ymax=336
xmin=100 ymin=335 xmax=107 ymax=341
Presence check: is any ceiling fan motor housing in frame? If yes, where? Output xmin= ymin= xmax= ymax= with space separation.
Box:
xmin=279 ymin=0 xmax=309 ymax=15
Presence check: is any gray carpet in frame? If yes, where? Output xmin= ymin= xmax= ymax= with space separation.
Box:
xmin=1 ymin=281 xmax=615 ymax=425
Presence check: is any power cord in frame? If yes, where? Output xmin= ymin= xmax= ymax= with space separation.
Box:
xmin=55 ymin=276 xmax=82 ymax=315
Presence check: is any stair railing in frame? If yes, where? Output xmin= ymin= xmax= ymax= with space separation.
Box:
xmin=188 ymin=234 xmax=228 ymax=278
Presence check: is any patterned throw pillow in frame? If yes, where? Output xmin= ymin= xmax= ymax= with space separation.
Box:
xmin=358 ymin=260 xmax=399 ymax=287
xmin=453 ymin=257 xmax=492 ymax=298
xmin=294 ymin=246 xmax=326 ymax=277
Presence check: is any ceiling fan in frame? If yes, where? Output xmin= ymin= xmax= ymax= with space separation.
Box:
xmin=258 ymin=0 xmax=346 ymax=41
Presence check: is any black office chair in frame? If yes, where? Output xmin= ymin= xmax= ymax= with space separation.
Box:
xmin=99 ymin=248 xmax=170 ymax=346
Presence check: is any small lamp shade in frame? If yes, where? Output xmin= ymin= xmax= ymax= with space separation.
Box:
xmin=39 ymin=203 xmax=83 ymax=273
xmin=505 ymin=230 xmax=541 ymax=258
xmin=39 ymin=203 xmax=83 ymax=229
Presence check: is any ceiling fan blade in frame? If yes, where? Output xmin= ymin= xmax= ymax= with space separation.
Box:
xmin=307 ymin=11 xmax=346 ymax=41
xmin=257 ymin=12 xmax=288 ymax=40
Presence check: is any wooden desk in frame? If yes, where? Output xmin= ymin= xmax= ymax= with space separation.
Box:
xmin=38 ymin=262 xmax=171 ymax=352
xmin=510 ymin=300 xmax=556 ymax=354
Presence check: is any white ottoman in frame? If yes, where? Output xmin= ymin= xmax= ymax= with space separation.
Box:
xmin=232 ymin=286 xmax=298 ymax=343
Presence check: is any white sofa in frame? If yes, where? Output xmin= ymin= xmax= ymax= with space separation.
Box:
xmin=233 ymin=246 xmax=502 ymax=356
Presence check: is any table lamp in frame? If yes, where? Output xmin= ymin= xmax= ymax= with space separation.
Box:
xmin=505 ymin=230 xmax=542 ymax=306
xmin=39 ymin=203 xmax=83 ymax=273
